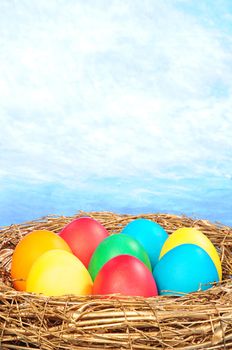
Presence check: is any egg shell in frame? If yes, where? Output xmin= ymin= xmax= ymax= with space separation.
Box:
xmin=59 ymin=217 xmax=109 ymax=267
xmin=153 ymin=243 xmax=219 ymax=296
xmin=11 ymin=230 xmax=71 ymax=291
xmin=93 ymin=254 xmax=158 ymax=297
xmin=121 ymin=218 xmax=168 ymax=268
xmin=88 ymin=234 xmax=152 ymax=281
xmin=159 ymin=227 xmax=222 ymax=280
xmin=26 ymin=249 xmax=93 ymax=297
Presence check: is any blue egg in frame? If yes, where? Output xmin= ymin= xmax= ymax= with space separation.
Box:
xmin=153 ymin=244 xmax=219 ymax=296
xmin=121 ymin=218 xmax=168 ymax=268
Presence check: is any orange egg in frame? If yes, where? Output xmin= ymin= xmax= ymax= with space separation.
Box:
xmin=11 ymin=230 xmax=71 ymax=291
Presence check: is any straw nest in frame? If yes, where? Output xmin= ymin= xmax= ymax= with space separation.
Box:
xmin=0 ymin=211 xmax=231 ymax=350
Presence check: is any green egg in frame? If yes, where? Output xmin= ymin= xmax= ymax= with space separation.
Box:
xmin=88 ymin=234 xmax=152 ymax=281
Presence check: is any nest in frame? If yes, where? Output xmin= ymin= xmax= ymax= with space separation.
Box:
xmin=0 ymin=211 xmax=231 ymax=350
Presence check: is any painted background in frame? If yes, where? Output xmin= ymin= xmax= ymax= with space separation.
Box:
xmin=0 ymin=0 xmax=232 ymax=227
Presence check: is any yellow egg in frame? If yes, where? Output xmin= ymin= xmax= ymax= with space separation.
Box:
xmin=159 ymin=227 xmax=222 ymax=280
xmin=26 ymin=249 xmax=93 ymax=296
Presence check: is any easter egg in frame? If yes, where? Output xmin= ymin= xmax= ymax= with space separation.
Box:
xmin=159 ymin=227 xmax=222 ymax=280
xmin=93 ymin=254 xmax=158 ymax=297
xmin=88 ymin=234 xmax=152 ymax=281
xmin=59 ymin=217 xmax=109 ymax=267
xmin=153 ymin=244 xmax=219 ymax=296
xmin=121 ymin=218 xmax=168 ymax=268
xmin=11 ymin=230 xmax=71 ymax=291
xmin=26 ymin=249 xmax=93 ymax=296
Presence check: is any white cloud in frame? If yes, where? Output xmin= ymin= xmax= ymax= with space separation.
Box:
xmin=0 ymin=0 xmax=232 ymax=187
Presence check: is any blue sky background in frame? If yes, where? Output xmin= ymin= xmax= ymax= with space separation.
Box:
xmin=0 ymin=0 xmax=232 ymax=226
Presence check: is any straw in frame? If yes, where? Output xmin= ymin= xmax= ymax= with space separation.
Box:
xmin=0 ymin=212 xmax=231 ymax=349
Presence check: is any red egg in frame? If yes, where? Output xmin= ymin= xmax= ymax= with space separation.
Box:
xmin=92 ymin=254 xmax=158 ymax=297
xmin=59 ymin=217 xmax=109 ymax=267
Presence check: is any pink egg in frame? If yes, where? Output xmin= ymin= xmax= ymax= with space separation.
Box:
xmin=59 ymin=217 xmax=109 ymax=267
xmin=92 ymin=254 xmax=158 ymax=297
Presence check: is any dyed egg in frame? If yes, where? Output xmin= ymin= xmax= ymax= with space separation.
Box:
xmin=59 ymin=217 xmax=109 ymax=267
xmin=26 ymin=249 xmax=93 ymax=296
xmin=88 ymin=234 xmax=152 ymax=281
xmin=11 ymin=230 xmax=71 ymax=291
xmin=159 ymin=227 xmax=222 ymax=280
xmin=93 ymin=254 xmax=158 ymax=297
xmin=121 ymin=218 xmax=168 ymax=268
xmin=153 ymin=244 xmax=219 ymax=296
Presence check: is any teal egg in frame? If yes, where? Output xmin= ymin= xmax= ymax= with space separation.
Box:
xmin=153 ymin=244 xmax=219 ymax=296
xmin=121 ymin=218 xmax=168 ymax=268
